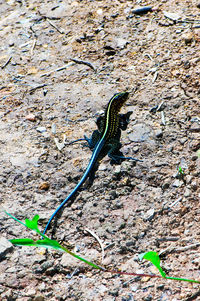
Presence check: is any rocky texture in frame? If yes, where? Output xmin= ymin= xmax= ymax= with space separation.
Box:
xmin=0 ymin=0 xmax=200 ymax=300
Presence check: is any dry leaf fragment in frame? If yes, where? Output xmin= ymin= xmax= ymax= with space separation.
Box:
xmin=39 ymin=182 xmax=50 ymax=190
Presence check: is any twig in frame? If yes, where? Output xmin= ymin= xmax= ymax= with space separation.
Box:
xmin=160 ymin=242 xmax=200 ymax=256
xmin=85 ymin=228 xmax=105 ymax=263
xmin=161 ymin=111 xmax=166 ymax=125
xmin=30 ymin=39 xmax=37 ymax=55
xmin=144 ymin=53 xmax=153 ymax=60
xmin=157 ymin=101 xmax=165 ymax=111
xmin=29 ymin=84 xmax=47 ymax=93
xmin=169 ymin=197 xmax=182 ymax=208
xmin=152 ymin=71 xmax=158 ymax=83
xmin=70 ymin=58 xmax=96 ymax=71
xmin=46 ymin=18 xmax=65 ymax=34
xmin=40 ymin=64 xmax=72 ymax=77
xmin=1 ymin=56 xmax=12 ymax=69
xmin=184 ymin=290 xmax=200 ymax=301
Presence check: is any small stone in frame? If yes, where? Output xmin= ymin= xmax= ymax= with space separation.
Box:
xmin=162 ymin=181 xmax=170 ymax=190
xmin=155 ymin=161 xmax=168 ymax=167
xmin=36 ymin=127 xmax=47 ymax=133
xmin=132 ymin=146 xmax=139 ymax=153
xmin=113 ymin=165 xmax=121 ymax=175
xmin=182 ymin=32 xmax=193 ymax=44
xmin=116 ymin=38 xmax=128 ymax=49
xmin=0 ymin=237 xmax=13 ymax=259
xmin=131 ymin=285 xmax=139 ymax=292
xmin=102 ymin=256 xmax=113 ymax=266
xmin=26 ymin=288 xmax=36 ymax=297
xmin=164 ymin=11 xmax=181 ymax=21
xmin=125 ymin=240 xmax=135 ymax=247
xmin=191 ymin=180 xmax=198 ymax=191
xmin=34 ymin=296 xmax=45 ymax=301
xmin=25 ymin=113 xmax=36 ymax=121
xmin=179 ymin=137 xmax=187 ymax=145
xmin=172 ymin=179 xmax=183 ymax=187
xmin=185 ymin=175 xmax=192 ymax=184
xmin=184 ymin=188 xmax=191 ymax=197
xmin=155 ymin=129 xmax=163 ymax=138
xmin=143 ymin=208 xmax=155 ymax=221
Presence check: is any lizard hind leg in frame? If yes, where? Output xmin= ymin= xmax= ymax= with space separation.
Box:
xmin=108 ymin=139 xmax=143 ymax=164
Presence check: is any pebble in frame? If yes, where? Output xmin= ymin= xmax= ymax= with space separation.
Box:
xmin=143 ymin=208 xmax=155 ymax=221
xmin=179 ymin=137 xmax=187 ymax=145
xmin=182 ymin=32 xmax=193 ymax=44
xmin=191 ymin=180 xmax=198 ymax=191
xmin=172 ymin=179 xmax=183 ymax=187
xmin=26 ymin=288 xmax=36 ymax=297
xmin=164 ymin=11 xmax=181 ymax=21
xmin=0 ymin=237 xmax=13 ymax=259
xmin=115 ymin=38 xmax=128 ymax=49
xmin=162 ymin=181 xmax=170 ymax=190
xmin=113 ymin=165 xmax=121 ymax=175
xmin=36 ymin=127 xmax=47 ymax=133
xmin=25 ymin=113 xmax=36 ymax=121
xmin=184 ymin=188 xmax=191 ymax=197
xmin=51 ymin=123 xmax=56 ymax=135
xmin=102 ymin=256 xmax=113 ymax=266
xmin=34 ymin=296 xmax=45 ymax=301
xmin=155 ymin=129 xmax=163 ymax=138
xmin=185 ymin=174 xmax=192 ymax=184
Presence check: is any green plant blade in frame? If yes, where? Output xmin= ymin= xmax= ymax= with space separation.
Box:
xmin=6 ymin=211 xmax=200 ymax=283
xmin=139 ymin=251 xmax=166 ymax=278
xmin=25 ymin=215 xmax=40 ymax=233
xmin=10 ymin=237 xmax=103 ymax=270
xmin=4 ymin=211 xmax=26 ymax=227
xmin=10 ymin=238 xmax=36 ymax=246
xmin=59 ymin=244 xmax=103 ymax=270
xmin=166 ymin=276 xmax=200 ymax=284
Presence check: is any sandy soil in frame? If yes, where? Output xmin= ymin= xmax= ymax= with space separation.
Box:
xmin=0 ymin=0 xmax=200 ymax=300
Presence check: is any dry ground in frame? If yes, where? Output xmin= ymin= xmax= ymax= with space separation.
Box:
xmin=0 ymin=0 xmax=200 ymax=300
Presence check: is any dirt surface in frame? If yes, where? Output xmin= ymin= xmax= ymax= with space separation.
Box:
xmin=0 ymin=1 xmax=200 ymax=300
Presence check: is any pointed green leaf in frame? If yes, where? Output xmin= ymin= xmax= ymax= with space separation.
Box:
xmin=10 ymin=238 xmax=62 ymax=250
xmin=139 ymin=251 xmax=166 ymax=278
xmin=10 ymin=238 xmax=36 ymax=246
xmin=25 ymin=215 xmax=40 ymax=234
xmin=35 ymin=239 xmax=62 ymax=250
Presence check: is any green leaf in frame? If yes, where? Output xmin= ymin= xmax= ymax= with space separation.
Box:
xmin=10 ymin=238 xmax=62 ymax=250
xmin=178 ymin=166 xmax=184 ymax=175
xmin=36 ymin=239 xmax=62 ymax=250
xmin=139 ymin=251 xmax=166 ymax=278
xmin=10 ymin=238 xmax=36 ymax=246
xmin=25 ymin=215 xmax=40 ymax=233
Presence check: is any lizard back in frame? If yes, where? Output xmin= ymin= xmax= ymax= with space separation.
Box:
xmin=102 ymin=91 xmax=129 ymax=140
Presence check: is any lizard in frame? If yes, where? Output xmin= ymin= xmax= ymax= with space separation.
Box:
xmin=43 ymin=91 xmax=142 ymax=235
